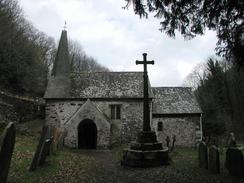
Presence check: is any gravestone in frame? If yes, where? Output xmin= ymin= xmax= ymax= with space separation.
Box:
xmin=52 ymin=127 xmax=60 ymax=152
xmin=171 ymin=135 xmax=176 ymax=152
xmin=166 ymin=136 xmax=170 ymax=149
xmin=29 ymin=125 xmax=48 ymax=171
xmin=208 ymin=145 xmax=220 ymax=174
xmin=0 ymin=122 xmax=16 ymax=183
xmin=226 ymin=147 xmax=244 ymax=177
xmin=57 ymin=129 xmax=67 ymax=150
xmin=38 ymin=139 xmax=51 ymax=166
xmin=198 ymin=141 xmax=208 ymax=169
xmin=226 ymin=132 xmax=237 ymax=147
xmin=48 ymin=136 xmax=54 ymax=156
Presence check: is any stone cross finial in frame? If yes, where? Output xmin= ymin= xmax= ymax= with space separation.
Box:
xmin=63 ymin=21 xmax=67 ymax=30
xmin=136 ymin=53 xmax=154 ymax=131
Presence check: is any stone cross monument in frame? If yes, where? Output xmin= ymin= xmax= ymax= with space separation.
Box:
xmin=121 ymin=53 xmax=169 ymax=168
xmin=136 ymin=53 xmax=154 ymax=132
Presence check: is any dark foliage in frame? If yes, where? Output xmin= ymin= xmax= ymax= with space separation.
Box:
xmin=0 ymin=0 xmax=56 ymax=96
xmin=69 ymin=40 xmax=109 ymax=73
xmin=0 ymin=0 xmax=108 ymax=97
xmin=192 ymin=58 xmax=244 ymax=139
xmin=124 ymin=0 xmax=244 ymax=68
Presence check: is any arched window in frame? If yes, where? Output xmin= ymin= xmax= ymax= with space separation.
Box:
xmin=157 ymin=122 xmax=163 ymax=131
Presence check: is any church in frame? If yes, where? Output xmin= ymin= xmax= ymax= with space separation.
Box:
xmin=44 ymin=30 xmax=202 ymax=149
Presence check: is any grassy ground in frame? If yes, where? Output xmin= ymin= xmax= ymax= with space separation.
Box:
xmin=1 ymin=120 xmax=243 ymax=183
xmin=6 ymin=130 xmax=244 ymax=183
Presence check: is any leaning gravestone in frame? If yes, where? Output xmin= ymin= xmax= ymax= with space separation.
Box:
xmin=38 ymin=139 xmax=51 ymax=166
xmin=226 ymin=147 xmax=244 ymax=177
xmin=208 ymin=145 xmax=220 ymax=174
xmin=52 ymin=127 xmax=60 ymax=152
xmin=47 ymin=136 xmax=53 ymax=156
xmin=57 ymin=130 xmax=67 ymax=150
xmin=0 ymin=122 xmax=16 ymax=183
xmin=198 ymin=141 xmax=208 ymax=169
xmin=29 ymin=125 xmax=48 ymax=171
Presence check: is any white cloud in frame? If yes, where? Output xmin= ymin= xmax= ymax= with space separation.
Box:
xmin=19 ymin=0 xmax=218 ymax=87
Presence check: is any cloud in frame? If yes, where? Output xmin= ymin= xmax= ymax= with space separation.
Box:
xmin=19 ymin=0 xmax=218 ymax=87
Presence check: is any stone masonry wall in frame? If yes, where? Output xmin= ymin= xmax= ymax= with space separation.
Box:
xmin=152 ymin=115 xmax=200 ymax=147
xmin=45 ymin=100 xmax=144 ymax=147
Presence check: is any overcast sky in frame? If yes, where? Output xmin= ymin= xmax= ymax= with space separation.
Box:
xmin=19 ymin=0 xmax=218 ymax=86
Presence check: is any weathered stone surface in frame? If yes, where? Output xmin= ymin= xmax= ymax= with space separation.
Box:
xmin=198 ymin=141 xmax=208 ymax=169
xmin=0 ymin=122 xmax=16 ymax=183
xmin=137 ymin=131 xmax=157 ymax=143
xmin=130 ymin=142 xmax=163 ymax=151
xmin=152 ymin=87 xmax=202 ymax=114
xmin=38 ymin=139 xmax=52 ymax=166
xmin=46 ymin=98 xmax=201 ymax=148
xmin=46 ymin=100 xmax=144 ymax=147
xmin=52 ymin=127 xmax=62 ymax=152
xmin=152 ymin=116 xmax=199 ymax=147
xmin=29 ymin=125 xmax=48 ymax=171
xmin=208 ymin=145 xmax=220 ymax=174
xmin=64 ymin=99 xmax=111 ymax=149
xmin=57 ymin=130 xmax=66 ymax=150
xmin=121 ymin=148 xmax=169 ymax=167
xmin=226 ymin=147 xmax=244 ymax=177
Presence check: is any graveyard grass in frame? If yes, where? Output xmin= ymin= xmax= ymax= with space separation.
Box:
xmin=4 ymin=120 xmax=244 ymax=183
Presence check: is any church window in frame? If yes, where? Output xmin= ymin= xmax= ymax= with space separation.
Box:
xmin=110 ymin=105 xmax=121 ymax=119
xmin=158 ymin=122 xmax=163 ymax=131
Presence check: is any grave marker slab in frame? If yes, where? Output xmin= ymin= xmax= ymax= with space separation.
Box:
xmin=226 ymin=147 xmax=244 ymax=177
xmin=0 ymin=122 xmax=16 ymax=183
xmin=29 ymin=125 xmax=48 ymax=171
xmin=57 ymin=130 xmax=67 ymax=150
xmin=198 ymin=141 xmax=208 ymax=169
xmin=208 ymin=145 xmax=220 ymax=174
xmin=38 ymin=139 xmax=51 ymax=166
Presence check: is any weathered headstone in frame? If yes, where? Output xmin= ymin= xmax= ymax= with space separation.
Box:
xmin=198 ymin=141 xmax=208 ymax=169
xmin=38 ymin=139 xmax=51 ymax=166
xmin=57 ymin=130 xmax=67 ymax=150
xmin=29 ymin=125 xmax=48 ymax=171
xmin=171 ymin=135 xmax=176 ymax=152
xmin=0 ymin=122 xmax=16 ymax=183
xmin=48 ymin=136 xmax=54 ymax=156
xmin=166 ymin=136 xmax=170 ymax=149
xmin=226 ymin=147 xmax=244 ymax=177
xmin=208 ymin=145 xmax=220 ymax=174
xmin=52 ymin=127 xmax=60 ymax=152
xmin=226 ymin=132 xmax=237 ymax=147
xmin=53 ymin=127 xmax=64 ymax=151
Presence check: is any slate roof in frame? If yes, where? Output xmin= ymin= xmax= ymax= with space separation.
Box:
xmin=45 ymin=72 xmax=154 ymax=99
xmin=152 ymin=87 xmax=202 ymax=114
xmin=52 ymin=30 xmax=70 ymax=77
xmin=44 ymin=76 xmax=70 ymax=98
xmin=69 ymin=72 xmax=153 ymax=99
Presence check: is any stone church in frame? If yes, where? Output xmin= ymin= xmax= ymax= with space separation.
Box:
xmin=44 ymin=30 xmax=202 ymax=149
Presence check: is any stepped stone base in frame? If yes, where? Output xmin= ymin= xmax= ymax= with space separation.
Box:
xmin=121 ymin=131 xmax=169 ymax=168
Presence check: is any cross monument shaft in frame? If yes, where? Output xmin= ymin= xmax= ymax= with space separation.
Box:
xmin=136 ymin=53 xmax=154 ymax=131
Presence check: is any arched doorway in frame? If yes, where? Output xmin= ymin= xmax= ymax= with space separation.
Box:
xmin=78 ymin=119 xmax=97 ymax=149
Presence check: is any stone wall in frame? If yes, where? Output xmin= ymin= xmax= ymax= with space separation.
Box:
xmin=45 ymin=100 xmax=144 ymax=148
xmin=152 ymin=115 xmax=200 ymax=147
xmin=0 ymin=91 xmax=44 ymax=123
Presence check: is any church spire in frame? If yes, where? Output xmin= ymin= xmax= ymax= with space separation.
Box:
xmin=52 ymin=29 xmax=70 ymax=77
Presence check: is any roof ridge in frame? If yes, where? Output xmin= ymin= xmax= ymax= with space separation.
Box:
xmin=152 ymin=86 xmax=192 ymax=89
xmin=72 ymin=71 xmax=143 ymax=74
